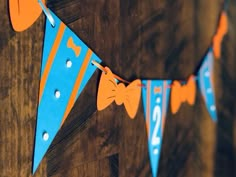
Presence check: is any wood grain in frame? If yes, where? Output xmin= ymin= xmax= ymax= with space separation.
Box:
xmin=0 ymin=0 xmax=235 ymax=177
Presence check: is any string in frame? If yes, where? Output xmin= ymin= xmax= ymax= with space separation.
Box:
xmin=91 ymin=60 xmax=130 ymax=83
xmin=165 ymin=76 xmax=198 ymax=89
xmin=91 ymin=60 xmax=145 ymax=87
xmin=91 ymin=60 xmax=199 ymax=89
xmin=38 ymin=0 xmax=55 ymax=27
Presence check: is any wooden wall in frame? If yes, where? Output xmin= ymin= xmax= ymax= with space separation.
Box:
xmin=0 ymin=0 xmax=235 ymax=176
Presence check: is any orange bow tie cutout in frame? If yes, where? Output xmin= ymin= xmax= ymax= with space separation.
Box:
xmin=213 ymin=11 xmax=228 ymax=59
xmin=171 ymin=75 xmax=196 ymax=114
xmin=97 ymin=67 xmax=141 ymax=119
xmin=9 ymin=0 xmax=45 ymax=31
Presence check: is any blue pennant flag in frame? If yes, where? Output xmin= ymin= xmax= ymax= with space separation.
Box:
xmin=33 ymin=10 xmax=101 ymax=173
xmin=198 ymin=49 xmax=217 ymax=121
xmin=142 ymin=80 xmax=171 ymax=177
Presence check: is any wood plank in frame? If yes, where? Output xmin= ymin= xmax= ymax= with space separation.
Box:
xmin=50 ymin=154 xmax=118 ymax=177
xmin=0 ymin=0 xmax=46 ymax=176
xmin=213 ymin=2 xmax=236 ymax=177
xmin=0 ymin=0 xmax=236 ymax=177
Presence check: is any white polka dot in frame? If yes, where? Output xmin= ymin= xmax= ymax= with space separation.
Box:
xmin=207 ymin=88 xmax=212 ymax=94
xmin=43 ymin=132 xmax=49 ymax=141
xmin=205 ymin=71 xmax=210 ymax=77
xmin=153 ymin=148 xmax=159 ymax=155
xmin=55 ymin=90 xmax=61 ymax=98
xmin=210 ymin=105 xmax=216 ymax=111
xmin=66 ymin=59 xmax=72 ymax=68
xmin=156 ymin=97 xmax=161 ymax=103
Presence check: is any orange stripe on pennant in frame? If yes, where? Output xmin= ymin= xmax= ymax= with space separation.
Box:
xmin=39 ymin=22 xmax=66 ymax=103
xmin=146 ymin=81 xmax=151 ymax=137
xmin=61 ymin=49 xmax=93 ymax=125
xmin=161 ymin=81 xmax=166 ymax=135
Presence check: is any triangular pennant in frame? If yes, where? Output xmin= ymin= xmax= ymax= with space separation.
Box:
xmin=142 ymin=80 xmax=171 ymax=177
xmin=198 ymin=49 xmax=217 ymax=121
xmin=33 ymin=10 xmax=101 ymax=173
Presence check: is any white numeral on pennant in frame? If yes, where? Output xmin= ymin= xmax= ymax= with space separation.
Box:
xmin=152 ymin=102 xmax=161 ymax=147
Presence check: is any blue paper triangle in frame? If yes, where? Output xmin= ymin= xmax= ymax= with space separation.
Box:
xmin=33 ymin=10 xmax=101 ymax=173
xmin=198 ymin=49 xmax=217 ymax=121
xmin=142 ymin=80 xmax=171 ymax=177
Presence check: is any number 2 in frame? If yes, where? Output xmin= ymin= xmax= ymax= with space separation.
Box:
xmin=151 ymin=105 xmax=161 ymax=146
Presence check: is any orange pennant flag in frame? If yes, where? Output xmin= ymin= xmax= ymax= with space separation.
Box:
xmin=170 ymin=75 xmax=196 ymax=114
xmin=213 ymin=11 xmax=228 ymax=59
xmin=9 ymin=0 xmax=45 ymax=31
xmin=97 ymin=67 xmax=141 ymax=119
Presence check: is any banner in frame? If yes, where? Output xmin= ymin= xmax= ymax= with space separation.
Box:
xmin=142 ymin=80 xmax=171 ymax=177
xmin=198 ymin=49 xmax=217 ymax=121
xmin=33 ymin=10 xmax=101 ymax=173
xmin=8 ymin=1 xmax=228 ymax=175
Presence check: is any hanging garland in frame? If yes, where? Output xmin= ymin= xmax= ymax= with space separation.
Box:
xmin=9 ymin=0 xmax=229 ymax=176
